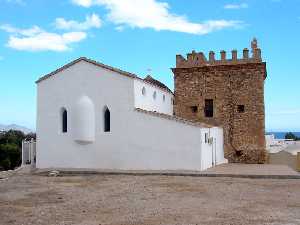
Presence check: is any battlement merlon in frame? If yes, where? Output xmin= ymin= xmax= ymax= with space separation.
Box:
xmin=175 ymin=38 xmax=263 ymax=68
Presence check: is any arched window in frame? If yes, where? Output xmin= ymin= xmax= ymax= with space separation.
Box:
xmin=104 ymin=107 xmax=110 ymax=132
xmin=153 ymin=91 xmax=157 ymax=100
xmin=61 ymin=108 xmax=67 ymax=133
xmin=163 ymin=94 xmax=166 ymax=102
xmin=142 ymin=87 xmax=146 ymax=96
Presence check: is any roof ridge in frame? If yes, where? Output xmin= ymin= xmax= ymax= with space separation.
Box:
xmin=143 ymin=74 xmax=172 ymax=93
xmin=36 ymin=57 xmax=139 ymax=83
xmin=35 ymin=57 xmax=173 ymax=93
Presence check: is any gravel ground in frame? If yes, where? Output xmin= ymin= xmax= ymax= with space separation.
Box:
xmin=0 ymin=174 xmax=300 ymax=225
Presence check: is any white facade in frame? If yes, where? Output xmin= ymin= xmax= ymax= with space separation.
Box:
xmin=133 ymin=79 xmax=173 ymax=115
xmin=36 ymin=58 xmax=226 ymax=171
xmin=73 ymin=96 xmax=95 ymax=143
xmin=200 ymin=127 xmax=227 ymax=170
xmin=22 ymin=140 xmax=36 ymax=167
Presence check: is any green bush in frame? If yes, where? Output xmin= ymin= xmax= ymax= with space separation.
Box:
xmin=0 ymin=143 xmax=21 ymax=170
xmin=0 ymin=130 xmax=35 ymax=171
xmin=0 ymin=158 xmax=11 ymax=171
xmin=0 ymin=130 xmax=25 ymax=147
xmin=285 ymin=132 xmax=300 ymax=141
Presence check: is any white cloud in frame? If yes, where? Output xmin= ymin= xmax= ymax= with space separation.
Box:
xmin=5 ymin=0 xmax=25 ymax=5
xmin=0 ymin=24 xmax=87 ymax=52
xmin=72 ymin=0 xmax=93 ymax=7
xmin=55 ymin=13 xmax=102 ymax=30
xmin=72 ymin=0 xmax=242 ymax=35
xmin=0 ymin=24 xmax=43 ymax=36
xmin=224 ymin=3 xmax=248 ymax=9
xmin=7 ymin=32 xmax=86 ymax=52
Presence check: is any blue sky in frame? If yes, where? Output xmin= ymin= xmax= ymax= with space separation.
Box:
xmin=0 ymin=0 xmax=299 ymax=131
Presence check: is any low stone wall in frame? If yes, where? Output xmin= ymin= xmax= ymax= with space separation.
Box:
xmin=297 ymin=152 xmax=300 ymax=172
xmin=268 ymin=151 xmax=300 ymax=172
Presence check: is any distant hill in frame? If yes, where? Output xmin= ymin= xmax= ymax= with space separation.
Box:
xmin=0 ymin=124 xmax=33 ymax=134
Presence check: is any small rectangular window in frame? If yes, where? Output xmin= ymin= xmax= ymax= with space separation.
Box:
xmin=237 ymin=105 xmax=245 ymax=113
xmin=205 ymin=133 xmax=208 ymax=143
xmin=204 ymin=99 xmax=213 ymax=117
xmin=190 ymin=106 xmax=198 ymax=113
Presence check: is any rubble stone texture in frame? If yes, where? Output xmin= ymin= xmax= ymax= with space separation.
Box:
xmin=172 ymin=39 xmax=267 ymax=163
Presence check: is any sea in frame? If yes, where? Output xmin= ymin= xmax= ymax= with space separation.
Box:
xmin=266 ymin=132 xmax=300 ymax=139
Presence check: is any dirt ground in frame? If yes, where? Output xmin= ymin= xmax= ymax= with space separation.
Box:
xmin=0 ymin=174 xmax=300 ymax=225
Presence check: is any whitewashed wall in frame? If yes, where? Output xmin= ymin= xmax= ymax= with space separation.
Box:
xmin=22 ymin=140 xmax=36 ymax=166
xmin=200 ymin=127 xmax=227 ymax=171
xmin=134 ymin=79 xmax=173 ymax=115
xmin=22 ymin=141 xmax=31 ymax=165
xmin=36 ymin=60 xmax=224 ymax=171
xmin=265 ymin=134 xmax=276 ymax=148
xmin=73 ymin=96 xmax=95 ymax=143
xmin=130 ymin=110 xmax=203 ymax=170
xmin=200 ymin=128 xmax=212 ymax=171
xmin=210 ymin=127 xmax=227 ymax=166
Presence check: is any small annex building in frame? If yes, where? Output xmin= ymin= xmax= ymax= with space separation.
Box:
xmin=36 ymin=57 xmax=227 ymax=171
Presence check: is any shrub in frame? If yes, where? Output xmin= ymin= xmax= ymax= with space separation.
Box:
xmin=0 ymin=130 xmax=35 ymax=171
xmin=0 ymin=159 xmax=11 ymax=171
xmin=285 ymin=132 xmax=300 ymax=141
xmin=0 ymin=143 xmax=21 ymax=170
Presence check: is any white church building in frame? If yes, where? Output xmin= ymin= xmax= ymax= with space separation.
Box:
xmin=36 ymin=57 xmax=227 ymax=171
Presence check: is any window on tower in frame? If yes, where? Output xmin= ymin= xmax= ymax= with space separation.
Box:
xmin=204 ymin=99 xmax=213 ymax=117
xmin=191 ymin=106 xmax=198 ymax=113
xmin=237 ymin=105 xmax=245 ymax=113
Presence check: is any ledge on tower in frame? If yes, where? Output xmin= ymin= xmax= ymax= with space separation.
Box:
xmin=176 ymin=38 xmax=263 ymax=68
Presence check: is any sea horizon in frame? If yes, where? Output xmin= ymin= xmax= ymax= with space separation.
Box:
xmin=266 ymin=131 xmax=300 ymax=139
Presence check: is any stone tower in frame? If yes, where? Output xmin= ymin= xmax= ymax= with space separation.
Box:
xmin=172 ymin=39 xmax=267 ymax=163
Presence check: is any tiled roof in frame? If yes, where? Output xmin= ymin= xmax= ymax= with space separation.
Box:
xmin=36 ymin=57 xmax=138 ymax=83
xmin=35 ymin=57 xmax=173 ymax=93
xmin=134 ymin=108 xmax=213 ymax=128
xmin=143 ymin=75 xmax=172 ymax=93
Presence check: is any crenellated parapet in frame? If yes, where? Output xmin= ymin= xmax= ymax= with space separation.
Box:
xmin=176 ymin=38 xmax=262 ymax=68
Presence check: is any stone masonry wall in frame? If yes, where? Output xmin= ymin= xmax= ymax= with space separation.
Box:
xmin=172 ymin=40 xmax=267 ymax=163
